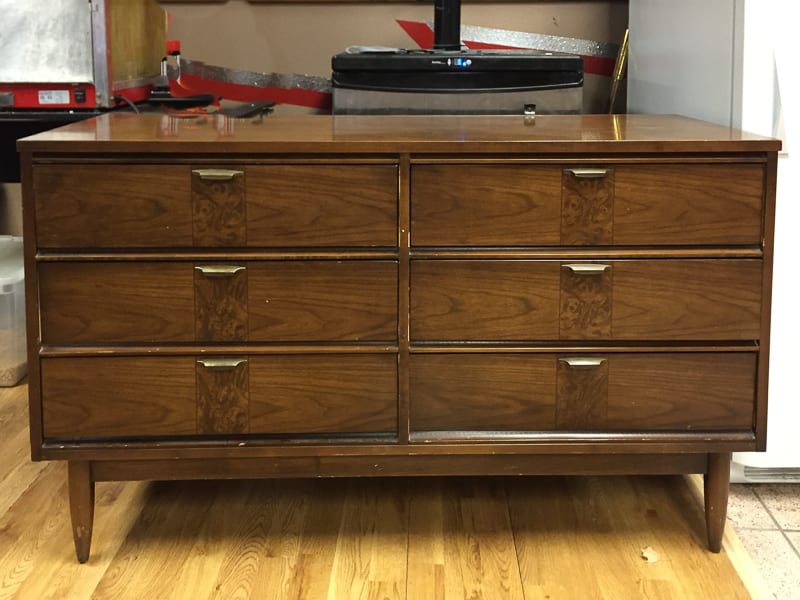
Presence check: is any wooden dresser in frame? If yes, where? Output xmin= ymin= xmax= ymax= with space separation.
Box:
xmin=18 ymin=113 xmax=780 ymax=562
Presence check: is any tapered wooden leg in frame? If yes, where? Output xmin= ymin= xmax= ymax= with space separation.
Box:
xmin=704 ymin=452 xmax=731 ymax=553
xmin=68 ymin=461 xmax=95 ymax=563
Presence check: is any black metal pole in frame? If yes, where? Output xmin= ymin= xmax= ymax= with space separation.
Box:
xmin=433 ymin=0 xmax=461 ymax=51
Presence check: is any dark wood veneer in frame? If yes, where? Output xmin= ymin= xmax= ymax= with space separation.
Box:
xmin=19 ymin=114 xmax=780 ymax=561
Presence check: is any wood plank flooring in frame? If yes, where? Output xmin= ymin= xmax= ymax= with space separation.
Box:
xmin=1 ymin=382 xmax=755 ymax=599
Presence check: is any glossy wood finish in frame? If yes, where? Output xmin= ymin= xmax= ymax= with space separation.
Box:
xmin=39 ymin=260 xmax=399 ymax=343
xmin=18 ymin=113 xmax=781 ymax=154
xmin=194 ymin=264 xmax=248 ymax=341
xmin=191 ymin=168 xmax=246 ymax=246
xmin=410 ymin=259 xmax=761 ymax=341
xmin=18 ymin=114 xmax=779 ymax=560
xmin=409 ymin=354 xmax=556 ymax=431
xmin=196 ymin=359 xmax=249 ymax=435
xmin=411 ymin=162 xmax=763 ymax=247
xmin=34 ymin=163 xmax=398 ymax=249
xmin=409 ymin=353 xmax=756 ymax=433
xmin=42 ymin=354 xmax=399 ymax=439
xmin=34 ymin=164 xmax=193 ymax=248
xmin=249 ymin=355 xmax=398 ymax=434
xmin=39 ymin=262 xmax=196 ymax=343
xmin=614 ymin=164 xmax=763 ymax=245
xmin=411 ymin=165 xmax=562 ymax=246
xmin=247 ymin=164 xmax=398 ymax=247
xmin=246 ymin=261 xmax=398 ymax=342
xmin=561 ymin=167 xmax=614 ymax=244
xmin=42 ymin=357 xmax=197 ymax=438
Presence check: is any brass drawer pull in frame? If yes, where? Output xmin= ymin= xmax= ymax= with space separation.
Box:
xmin=564 ymin=168 xmax=611 ymax=178
xmin=197 ymin=358 xmax=248 ymax=370
xmin=558 ymin=357 xmax=607 ymax=368
xmin=562 ymin=263 xmax=610 ymax=275
xmin=195 ymin=265 xmax=246 ymax=277
xmin=192 ymin=168 xmax=244 ymax=181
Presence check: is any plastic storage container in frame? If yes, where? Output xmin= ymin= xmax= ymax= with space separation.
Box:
xmin=0 ymin=236 xmax=25 ymax=386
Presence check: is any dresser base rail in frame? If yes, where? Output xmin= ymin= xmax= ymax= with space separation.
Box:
xmin=66 ymin=451 xmax=730 ymax=562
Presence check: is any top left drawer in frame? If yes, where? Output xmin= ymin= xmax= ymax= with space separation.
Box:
xmin=33 ymin=164 xmax=398 ymax=249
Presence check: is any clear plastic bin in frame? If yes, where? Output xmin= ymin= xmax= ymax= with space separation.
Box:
xmin=0 ymin=236 xmax=26 ymax=386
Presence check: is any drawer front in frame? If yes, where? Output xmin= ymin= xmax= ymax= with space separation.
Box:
xmin=34 ymin=165 xmax=193 ymax=248
xmin=39 ymin=262 xmax=197 ymax=343
xmin=248 ymin=355 xmax=397 ymax=434
xmin=246 ymin=165 xmax=398 ymax=247
xmin=42 ymin=355 xmax=397 ymax=439
xmin=34 ymin=164 xmax=397 ymax=248
xmin=410 ymin=259 xmax=761 ymax=341
xmin=411 ymin=163 xmax=763 ymax=246
xmin=410 ymin=353 xmax=756 ymax=432
xmin=42 ymin=357 xmax=198 ymax=438
xmin=39 ymin=261 xmax=398 ymax=344
xmin=411 ymin=165 xmax=562 ymax=246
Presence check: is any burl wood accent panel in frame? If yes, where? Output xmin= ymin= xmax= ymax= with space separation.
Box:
xmin=410 ymin=261 xmax=560 ymax=341
xmin=33 ymin=165 xmax=192 ymax=248
xmin=410 ymin=165 xmax=561 ymax=246
xmin=614 ymin=164 xmax=763 ymax=245
xmin=196 ymin=360 xmax=249 ymax=435
xmin=560 ymin=169 xmax=614 ymax=244
xmin=38 ymin=262 xmax=195 ymax=344
xmin=559 ymin=265 xmax=612 ymax=338
xmin=606 ymin=353 xmax=756 ymax=430
xmin=409 ymin=354 xmax=556 ymax=431
xmin=612 ymin=260 xmax=762 ymax=339
xmin=556 ymin=357 xmax=609 ymax=429
xmin=191 ymin=169 xmax=247 ymax=246
xmin=249 ymin=355 xmax=397 ymax=434
xmin=248 ymin=261 xmax=398 ymax=341
xmin=194 ymin=265 xmax=248 ymax=341
xmin=41 ymin=357 xmax=196 ymax=438
xmin=247 ymin=165 xmax=397 ymax=247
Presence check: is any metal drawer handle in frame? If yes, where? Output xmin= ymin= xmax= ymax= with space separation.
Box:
xmin=192 ymin=168 xmax=244 ymax=181
xmin=564 ymin=168 xmax=611 ymax=179
xmin=197 ymin=358 xmax=248 ymax=370
xmin=562 ymin=263 xmax=610 ymax=275
xmin=559 ymin=357 xmax=607 ymax=368
xmin=195 ymin=265 xmax=246 ymax=277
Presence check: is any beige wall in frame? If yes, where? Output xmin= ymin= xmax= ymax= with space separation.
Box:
xmin=160 ymin=1 xmax=628 ymax=112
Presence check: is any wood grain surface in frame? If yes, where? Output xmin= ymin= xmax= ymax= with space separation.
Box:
xmin=246 ymin=164 xmax=398 ymax=247
xmin=411 ymin=259 xmax=762 ymax=341
xmin=33 ymin=164 xmax=193 ymax=248
xmin=39 ymin=262 xmax=196 ymax=344
xmin=561 ymin=168 xmax=614 ymax=245
xmin=248 ymin=261 xmax=398 ymax=342
xmin=191 ymin=169 xmax=247 ymax=246
xmin=409 ymin=353 xmax=757 ymax=434
xmin=0 ymin=383 xmax=756 ymax=599
xmin=411 ymin=165 xmax=562 ymax=246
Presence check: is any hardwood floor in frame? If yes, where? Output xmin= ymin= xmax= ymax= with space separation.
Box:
xmin=1 ymin=382 xmax=756 ymax=599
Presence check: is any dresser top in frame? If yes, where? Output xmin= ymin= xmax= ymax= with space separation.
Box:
xmin=17 ymin=112 xmax=781 ymax=155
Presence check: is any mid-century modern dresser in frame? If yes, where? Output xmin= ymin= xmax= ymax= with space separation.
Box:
xmin=18 ymin=113 xmax=780 ymax=562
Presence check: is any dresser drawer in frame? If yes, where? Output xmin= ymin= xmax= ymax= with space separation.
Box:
xmin=410 ymin=259 xmax=762 ymax=341
xmin=41 ymin=354 xmax=397 ymax=439
xmin=410 ymin=352 xmax=756 ymax=432
xmin=411 ymin=163 xmax=763 ymax=246
xmin=33 ymin=164 xmax=397 ymax=248
xmin=39 ymin=261 xmax=398 ymax=343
